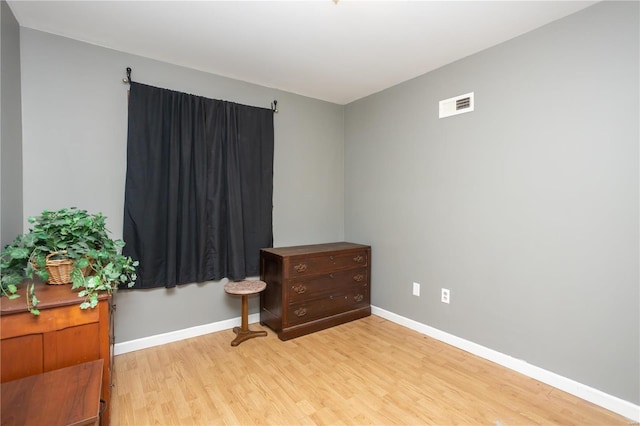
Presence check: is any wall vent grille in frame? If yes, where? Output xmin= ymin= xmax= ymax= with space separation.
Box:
xmin=439 ymin=92 xmax=474 ymax=118
xmin=456 ymin=97 xmax=471 ymax=110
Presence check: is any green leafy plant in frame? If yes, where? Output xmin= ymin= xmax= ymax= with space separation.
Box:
xmin=0 ymin=207 xmax=138 ymax=314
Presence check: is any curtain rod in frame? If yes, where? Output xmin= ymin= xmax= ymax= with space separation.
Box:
xmin=122 ymin=67 xmax=132 ymax=84
xmin=122 ymin=67 xmax=278 ymax=113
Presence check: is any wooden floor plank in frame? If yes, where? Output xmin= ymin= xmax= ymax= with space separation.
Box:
xmin=112 ymin=315 xmax=634 ymax=425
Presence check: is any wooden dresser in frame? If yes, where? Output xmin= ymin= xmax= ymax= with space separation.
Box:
xmin=0 ymin=283 xmax=113 ymax=425
xmin=260 ymin=242 xmax=371 ymax=340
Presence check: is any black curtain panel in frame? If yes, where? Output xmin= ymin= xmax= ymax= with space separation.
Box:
xmin=122 ymin=82 xmax=274 ymax=289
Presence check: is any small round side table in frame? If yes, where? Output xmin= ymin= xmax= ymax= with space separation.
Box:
xmin=224 ymin=280 xmax=268 ymax=346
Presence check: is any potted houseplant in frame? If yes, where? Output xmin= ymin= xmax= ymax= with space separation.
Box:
xmin=0 ymin=207 xmax=138 ymax=315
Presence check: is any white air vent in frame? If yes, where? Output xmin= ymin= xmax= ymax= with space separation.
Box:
xmin=439 ymin=92 xmax=474 ymax=118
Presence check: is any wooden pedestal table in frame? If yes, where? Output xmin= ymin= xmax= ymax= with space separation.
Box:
xmin=224 ymin=280 xmax=268 ymax=346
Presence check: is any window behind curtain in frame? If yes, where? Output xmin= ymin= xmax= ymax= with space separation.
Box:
xmin=122 ymin=82 xmax=274 ymax=289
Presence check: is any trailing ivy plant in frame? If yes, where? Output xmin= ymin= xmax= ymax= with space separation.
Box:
xmin=0 ymin=207 xmax=138 ymax=314
xmin=72 ymin=238 xmax=138 ymax=309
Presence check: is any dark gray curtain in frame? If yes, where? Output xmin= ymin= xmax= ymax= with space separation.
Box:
xmin=122 ymin=82 xmax=274 ymax=289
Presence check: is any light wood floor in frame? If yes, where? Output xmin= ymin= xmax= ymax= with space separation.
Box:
xmin=112 ymin=315 xmax=633 ymax=425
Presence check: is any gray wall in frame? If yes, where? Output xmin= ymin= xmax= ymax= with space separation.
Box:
xmin=345 ymin=1 xmax=639 ymax=404
xmin=19 ymin=28 xmax=345 ymax=343
xmin=0 ymin=0 xmax=23 ymax=248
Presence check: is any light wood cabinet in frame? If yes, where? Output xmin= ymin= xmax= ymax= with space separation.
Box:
xmin=260 ymin=242 xmax=371 ymax=340
xmin=0 ymin=283 xmax=113 ymax=425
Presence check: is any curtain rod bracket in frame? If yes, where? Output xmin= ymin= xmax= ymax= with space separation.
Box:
xmin=271 ymin=100 xmax=278 ymax=113
xmin=123 ymin=67 xmax=132 ymax=84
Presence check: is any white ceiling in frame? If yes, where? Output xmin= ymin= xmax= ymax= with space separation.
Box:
xmin=8 ymin=0 xmax=597 ymax=105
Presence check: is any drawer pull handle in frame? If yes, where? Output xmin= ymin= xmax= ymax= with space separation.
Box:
xmin=353 ymin=274 xmax=364 ymax=282
xmin=292 ymin=284 xmax=307 ymax=294
xmin=353 ymin=255 xmax=364 ymax=263
xmin=294 ymin=263 xmax=307 ymax=273
xmin=354 ymin=294 xmax=364 ymax=302
xmin=329 ymin=255 xmax=335 ymax=261
xmin=294 ymin=307 xmax=307 ymax=317
xmin=329 ymin=295 xmax=348 ymax=300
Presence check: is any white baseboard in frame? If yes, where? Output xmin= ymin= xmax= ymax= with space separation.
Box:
xmin=113 ymin=313 xmax=260 ymax=355
xmin=371 ymin=305 xmax=640 ymax=423
xmin=114 ymin=308 xmax=639 ymax=422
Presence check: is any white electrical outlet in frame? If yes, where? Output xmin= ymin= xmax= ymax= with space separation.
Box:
xmin=441 ymin=288 xmax=450 ymax=304
xmin=413 ymin=282 xmax=420 ymax=296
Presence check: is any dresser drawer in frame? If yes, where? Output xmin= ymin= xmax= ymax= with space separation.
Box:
xmin=286 ymin=288 xmax=369 ymax=326
xmin=288 ymin=250 xmax=368 ymax=277
xmin=287 ymin=269 xmax=368 ymax=304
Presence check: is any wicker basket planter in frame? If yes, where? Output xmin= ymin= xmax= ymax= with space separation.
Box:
xmin=43 ymin=251 xmax=92 ymax=285
xmin=45 ymin=252 xmax=74 ymax=285
xmin=1 ymin=207 xmax=138 ymax=315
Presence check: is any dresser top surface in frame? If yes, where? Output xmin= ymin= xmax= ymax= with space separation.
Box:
xmin=0 ymin=281 xmax=109 ymax=315
xmin=261 ymin=242 xmax=369 ymax=257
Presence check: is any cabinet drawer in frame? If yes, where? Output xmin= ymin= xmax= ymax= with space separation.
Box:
xmin=1 ymin=304 xmax=100 ymax=340
xmin=286 ymin=288 xmax=369 ymax=326
xmin=288 ymin=250 xmax=368 ymax=277
xmin=287 ymin=269 xmax=368 ymax=304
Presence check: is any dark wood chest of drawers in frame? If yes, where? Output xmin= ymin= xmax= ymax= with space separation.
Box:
xmin=260 ymin=242 xmax=371 ymax=340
